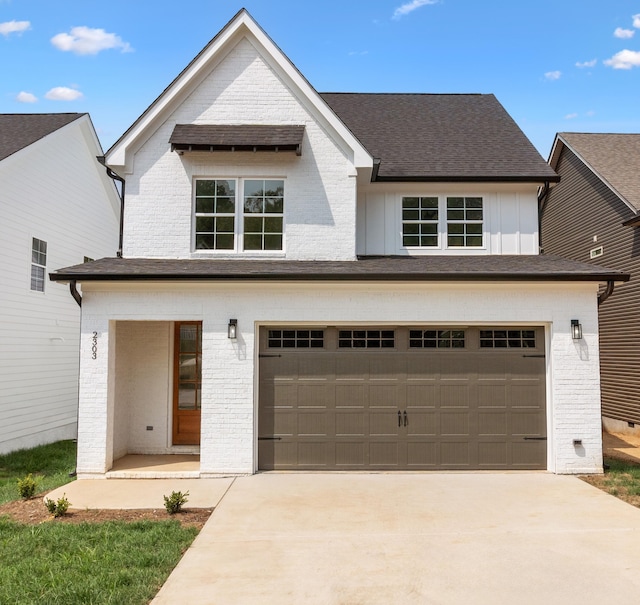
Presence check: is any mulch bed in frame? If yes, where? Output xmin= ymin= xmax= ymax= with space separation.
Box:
xmin=0 ymin=492 xmax=212 ymax=528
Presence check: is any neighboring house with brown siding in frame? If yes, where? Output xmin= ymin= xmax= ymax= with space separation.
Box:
xmin=542 ymin=132 xmax=640 ymax=435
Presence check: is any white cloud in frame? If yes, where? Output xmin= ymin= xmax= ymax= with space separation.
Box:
xmin=393 ymin=0 xmax=439 ymax=20
xmin=16 ymin=91 xmax=37 ymax=103
xmin=51 ymin=26 xmax=132 ymax=55
xmin=586 ymin=110 xmax=596 ymax=117
xmin=544 ymin=70 xmax=562 ymax=80
xmin=45 ymin=87 xmax=83 ymax=101
xmin=564 ymin=113 xmax=578 ymax=120
xmin=633 ymin=13 xmax=640 ymax=28
xmin=614 ymin=27 xmax=635 ymax=39
xmin=604 ymin=49 xmax=640 ymax=69
xmin=576 ymin=59 xmax=597 ymax=68
xmin=0 ymin=20 xmax=30 ymax=36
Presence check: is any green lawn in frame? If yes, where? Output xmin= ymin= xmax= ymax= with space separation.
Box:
xmin=0 ymin=441 xmax=201 ymax=604
xmin=0 ymin=517 xmax=198 ymax=605
xmin=0 ymin=440 xmax=77 ymax=504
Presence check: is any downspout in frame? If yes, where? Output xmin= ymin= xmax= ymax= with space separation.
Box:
xmin=598 ymin=280 xmax=615 ymax=307
xmin=70 ymin=280 xmax=82 ymax=307
xmin=537 ymin=181 xmax=551 ymax=252
xmin=97 ymin=156 xmax=125 ymax=258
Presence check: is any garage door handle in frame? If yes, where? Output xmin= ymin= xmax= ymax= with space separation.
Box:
xmin=398 ymin=411 xmax=402 ymax=427
xmin=258 ymin=437 xmax=282 ymax=441
xmin=403 ymin=411 xmax=408 ymax=427
xmin=523 ymin=437 xmax=547 ymax=441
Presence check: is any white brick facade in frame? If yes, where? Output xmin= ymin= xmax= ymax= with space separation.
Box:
xmin=76 ymin=281 xmax=602 ymax=476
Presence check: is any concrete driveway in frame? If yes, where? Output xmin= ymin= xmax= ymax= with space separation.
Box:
xmin=152 ymin=473 xmax=640 ymax=604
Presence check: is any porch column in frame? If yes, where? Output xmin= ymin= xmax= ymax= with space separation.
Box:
xmin=76 ymin=316 xmax=115 ymax=477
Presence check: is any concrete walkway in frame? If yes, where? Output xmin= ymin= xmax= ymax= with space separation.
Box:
xmin=151 ymin=473 xmax=640 ymax=605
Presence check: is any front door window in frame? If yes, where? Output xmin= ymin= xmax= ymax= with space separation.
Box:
xmin=173 ymin=321 xmax=202 ymax=445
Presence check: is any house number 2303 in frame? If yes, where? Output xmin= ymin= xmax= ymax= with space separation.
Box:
xmin=91 ymin=332 xmax=98 ymax=359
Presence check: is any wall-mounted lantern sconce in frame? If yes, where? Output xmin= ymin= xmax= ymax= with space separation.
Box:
xmin=228 ymin=319 xmax=238 ymax=340
xmin=571 ymin=319 xmax=582 ymax=340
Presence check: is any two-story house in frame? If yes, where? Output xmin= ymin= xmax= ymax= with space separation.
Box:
xmin=50 ymin=9 xmax=627 ymax=477
xmin=0 ymin=113 xmax=120 ymax=454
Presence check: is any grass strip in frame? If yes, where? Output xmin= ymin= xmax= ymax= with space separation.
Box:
xmin=0 ymin=517 xmax=198 ymax=605
xmin=0 ymin=440 xmax=76 ymax=504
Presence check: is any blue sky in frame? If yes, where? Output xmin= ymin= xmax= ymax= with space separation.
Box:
xmin=1 ymin=0 xmax=639 ymax=156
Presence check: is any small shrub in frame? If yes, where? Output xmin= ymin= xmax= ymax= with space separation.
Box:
xmin=17 ymin=474 xmax=38 ymax=499
xmin=44 ymin=494 xmax=71 ymax=517
xmin=164 ymin=490 xmax=189 ymax=515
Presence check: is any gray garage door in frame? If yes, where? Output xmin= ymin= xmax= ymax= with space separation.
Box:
xmin=258 ymin=326 xmax=546 ymax=471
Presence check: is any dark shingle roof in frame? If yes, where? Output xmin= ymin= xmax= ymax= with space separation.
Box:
xmin=0 ymin=113 xmax=85 ymax=162
xmin=320 ymin=93 xmax=558 ymax=183
xmin=50 ymin=255 xmax=627 ymax=283
xmin=556 ymin=133 xmax=640 ymax=212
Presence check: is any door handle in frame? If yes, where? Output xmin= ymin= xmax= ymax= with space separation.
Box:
xmin=398 ymin=411 xmax=402 ymax=427
xmin=403 ymin=411 xmax=408 ymax=427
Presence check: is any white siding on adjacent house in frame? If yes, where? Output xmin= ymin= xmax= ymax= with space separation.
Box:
xmin=0 ymin=117 xmax=120 ymax=454
xmin=356 ymin=183 xmax=540 ymax=256
xmin=75 ymin=281 xmax=602 ymax=476
xmin=122 ymin=37 xmax=357 ymax=261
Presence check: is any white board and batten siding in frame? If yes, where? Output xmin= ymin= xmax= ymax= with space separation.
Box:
xmin=0 ymin=116 xmax=120 ymax=454
xmin=357 ymin=183 xmax=540 ymax=256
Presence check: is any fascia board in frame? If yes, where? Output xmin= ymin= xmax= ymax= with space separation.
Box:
xmin=105 ymin=10 xmax=372 ymax=172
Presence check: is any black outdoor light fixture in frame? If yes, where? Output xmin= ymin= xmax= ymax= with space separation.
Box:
xmin=228 ymin=319 xmax=238 ymax=340
xmin=571 ymin=319 xmax=582 ymax=340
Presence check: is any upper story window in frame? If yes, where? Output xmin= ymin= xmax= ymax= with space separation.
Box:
xmin=401 ymin=196 xmax=484 ymax=250
xmin=402 ymin=197 xmax=439 ymax=248
xmin=446 ymin=197 xmax=483 ymax=247
xmin=30 ymin=237 xmax=47 ymax=292
xmin=194 ymin=178 xmax=284 ymax=252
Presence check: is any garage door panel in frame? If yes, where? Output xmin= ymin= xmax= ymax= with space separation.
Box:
xmin=369 ymin=411 xmax=401 ymax=436
xmin=297 ymin=384 xmax=333 ymax=408
xmin=336 ymin=442 xmax=365 ymax=466
xmin=370 ymin=442 xmax=400 ymax=466
xmin=478 ymin=384 xmax=507 ymax=407
xmin=336 ymin=356 xmax=370 ymax=379
xmin=407 ymin=355 xmax=439 ymax=379
xmin=478 ymin=412 xmax=507 ymax=436
xmin=298 ymin=442 xmax=328 ymax=466
xmin=335 ymin=412 xmax=366 ymax=436
xmin=512 ymin=441 xmax=545 ymax=468
xmin=478 ymin=441 xmax=508 ymax=466
xmin=369 ymin=385 xmax=403 ymax=408
xmin=440 ymin=384 xmax=470 ymax=408
xmin=440 ymin=411 xmax=470 ymax=436
xmin=407 ymin=442 xmax=437 ymax=466
xmin=406 ymin=411 xmax=437 ymax=436
xmin=441 ymin=441 xmax=471 ymax=466
xmin=369 ymin=355 xmax=405 ymax=379
xmin=511 ymin=411 xmax=545 ymax=436
xmin=297 ymin=411 xmax=330 ymax=436
xmin=407 ymin=384 xmax=437 ymax=408
xmin=298 ymin=356 xmax=334 ymax=379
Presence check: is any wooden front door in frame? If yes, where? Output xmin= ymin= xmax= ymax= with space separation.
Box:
xmin=173 ymin=322 xmax=202 ymax=445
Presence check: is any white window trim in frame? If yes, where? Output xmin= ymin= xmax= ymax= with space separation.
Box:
xmin=30 ymin=237 xmax=47 ymax=293
xmin=192 ymin=177 xmax=286 ymax=256
xmin=397 ymin=194 xmax=487 ymax=254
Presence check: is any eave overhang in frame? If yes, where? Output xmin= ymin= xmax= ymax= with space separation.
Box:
xmin=50 ymin=256 xmax=630 ymax=285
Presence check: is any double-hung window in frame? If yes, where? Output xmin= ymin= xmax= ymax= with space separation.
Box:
xmin=30 ymin=237 xmax=47 ymax=292
xmin=194 ymin=178 xmax=284 ymax=252
xmin=401 ymin=195 xmax=484 ymax=250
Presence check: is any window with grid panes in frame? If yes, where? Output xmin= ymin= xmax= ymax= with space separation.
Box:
xmin=402 ymin=196 xmax=439 ymax=247
xmin=446 ymin=197 xmax=483 ymax=247
xmin=194 ymin=179 xmax=236 ymax=250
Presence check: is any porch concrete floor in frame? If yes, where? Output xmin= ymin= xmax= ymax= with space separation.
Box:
xmin=106 ymin=454 xmax=200 ymax=479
